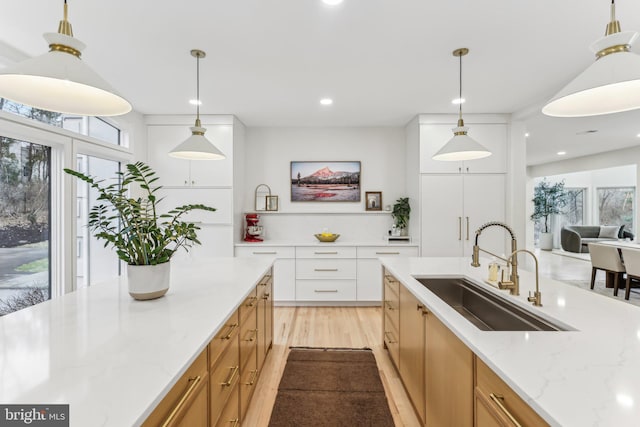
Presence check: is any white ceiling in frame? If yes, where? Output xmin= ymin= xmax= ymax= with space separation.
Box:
xmin=1 ymin=0 xmax=640 ymax=165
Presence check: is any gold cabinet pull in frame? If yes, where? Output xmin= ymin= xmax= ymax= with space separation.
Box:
xmin=314 ymin=251 xmax=338 ymax=255
xmin=262 ymin=293 xmax=270 ymax=300
xmin=253 ymin=251 xmax=277 ymax=255
xmin=385 ymin=302 xmax=394 ymax=311
xmin=376 ymin=251 xmax=400 ymax=255
xmin=222 ymin=323 xmax=238 ymax=340
xmin=489 ymin=393 xmax=522 ymax=427
xmin=246 ymin=296 xmax=258 ymax=307
xmin=161 ymin=375 xmax=202 ymax=427
xmin=384 ymin=331 xmax=397 ymax=344
xmin=466 ymin=216 xmax=470 ymax=240
xmin=458 ymin=217 xmax=462 ymax=240
xmin=314 ymin=268 xmax=338 ymax=272
xmin=229 ymin=418 xmax=240 ymax=427
xmin=314 ymin=289 xmax=338 ymax=293
xmin=245 ymin=369 xmax=259 ymax=386
xmin=220 ymin=366 xmax=239 ymax=387
xmin=417 ymin=303 xmax=424 ymax=311
xmin=422 ymin=308 xmax=430 ymax=316
xmin=245 ymin=329 xmax=258 ymax=342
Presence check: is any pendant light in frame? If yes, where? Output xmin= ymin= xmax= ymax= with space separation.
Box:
xmin=433 ymin=48 xmax=491 ymax=161
xmin=169 ymin=50 xmax=225 ymax=160
xmin=543 ymin=0 xmax=640 ymax=117
xmin=0 ymin=0 xmax=131 ymax=116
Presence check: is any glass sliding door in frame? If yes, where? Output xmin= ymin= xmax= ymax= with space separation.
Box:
xmin=75 ymin=155 xmax=121 ymax=288
xmin=0 ymin=136 xmax=51 ymax=315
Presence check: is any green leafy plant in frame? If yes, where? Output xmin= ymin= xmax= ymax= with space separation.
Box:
xmin=392 ymin=197 xmax=411 ymax=230
xmin=530 ymin=179 xmax=567 ymax=233
xmin=64 ymin=162 xmax=216 ymax=265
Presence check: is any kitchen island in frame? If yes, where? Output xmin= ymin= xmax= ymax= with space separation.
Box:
xmin=0 ymin=257 xmax=274 ymax=427
xmin=381 ymin=256 xmax=640 ymax=427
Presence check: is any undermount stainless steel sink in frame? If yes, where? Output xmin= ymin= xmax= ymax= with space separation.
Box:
xmin=415 ymin=277 xmax=569 ymax=331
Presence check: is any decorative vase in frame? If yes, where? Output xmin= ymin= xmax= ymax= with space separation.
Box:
xmin=539 ymin=232 xmax=554 ymax=251
xmin=126 ymin=262 xmax=171 ymax=300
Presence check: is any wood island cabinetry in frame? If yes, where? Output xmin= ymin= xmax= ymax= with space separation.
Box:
xmin=383 ymin=268 xmax=547 ymax=427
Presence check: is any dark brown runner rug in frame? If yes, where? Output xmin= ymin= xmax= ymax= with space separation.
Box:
xmin=268 ymin=347 xmax=395 ymax=427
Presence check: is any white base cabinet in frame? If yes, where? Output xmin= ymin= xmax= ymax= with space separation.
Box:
xmin=235 ymin=243 xmax=418 ymax=304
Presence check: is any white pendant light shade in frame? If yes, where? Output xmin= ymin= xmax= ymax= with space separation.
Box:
xmin=168 ymin=124 xmax=225 ymax=160
xmin=543 ymin=1 xmax=640 ymax=117
xmin=433 ymin=124 xmax=491 ymax=161
xmin=168 ymin=49 xmax=226 ymax=161
xmin=433 ymin=48 xmax=492 ymax=162
xmin=0 ymin=5 xmax=131 ymax=116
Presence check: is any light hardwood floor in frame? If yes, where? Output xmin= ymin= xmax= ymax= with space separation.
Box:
xmin=243 ymin=306 xmax=421 ymax=427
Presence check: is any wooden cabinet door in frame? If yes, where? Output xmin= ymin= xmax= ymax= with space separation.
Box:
xmin=425 ymin=310 xmax=473 ymax=427
xmin=399 ymin=284 xmax=425 ymax=423
xmin=421 ymin=174 xmax=464 ymax=257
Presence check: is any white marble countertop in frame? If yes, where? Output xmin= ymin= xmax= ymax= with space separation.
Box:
xmin=0 ymin=257 xmax=274 ymax=427
xmin=234 ymin=240 xmax=418 ymax=247
xmin=380 ymin=256 xmax=640 ymax=427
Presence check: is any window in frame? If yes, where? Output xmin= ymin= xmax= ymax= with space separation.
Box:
xmin=597 ymin=187 xmax=635 ymax=233
xmin=0 ymin=136 xmax=51 ymax=315
xmin=561 ymin=188 xmax=586 ymax=227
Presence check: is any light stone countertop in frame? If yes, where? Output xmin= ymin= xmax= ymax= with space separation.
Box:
xmin=0 ymin=257 xmax=274 ymax=427
xmin=234 ymin=240 xmax=418 ymax=247
xmin=380 ymin=256 xmax=640 ymax=427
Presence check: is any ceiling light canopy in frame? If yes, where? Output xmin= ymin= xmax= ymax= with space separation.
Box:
xmin=543 ymin=0 xmax=640 ymax=117
xmin=0 ymin=0 xmax=131 ymax=116
xmin=433 ymin=48 xmax=491 ymax=162
xmin=169 ymin=50 xmax=225 ymax=161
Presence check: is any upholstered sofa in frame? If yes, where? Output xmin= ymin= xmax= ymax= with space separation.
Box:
xmin=560 ymin=225 xmax=634 ymax=253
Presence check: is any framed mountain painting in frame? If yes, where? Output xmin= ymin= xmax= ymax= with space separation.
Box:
xmin=290 ymin=161 xmax=361 ymax=202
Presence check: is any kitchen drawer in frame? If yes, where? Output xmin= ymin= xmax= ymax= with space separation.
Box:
xmin=384 ymin=294 xmax=400 ymax=332
xmin=210 ymin=343 xmax=240 ymax=426
xmin=235 ymin=246 xmax=295 ymax=258
xmin=296 ymin=246 xmax=356 ymax=258
xmin=383 ymin=316 xmax=399 ymax=368
xmin=295 ymin=279 xmax=357 ymax=301
xmin=239 ymin=306 xmax=258 ymax=370
xmin=384 ymin=273 xmax=400 ymax=298
xmin=296 ymin=259 xmax=356 ymax=279
xmin=209 ymin=309 xmax=239 ymax=368
xmin=475 ymin=357 xmax=550 ymax=427
xmin=215 ymin=382 xmax=239 ymax=427
xmin=239 ymin=288 xmax=258 ymax=324
xmin=239 ymin=345 xmax=258 ymax=421
xmin=357 ymin=246 xmax=419 ymax=259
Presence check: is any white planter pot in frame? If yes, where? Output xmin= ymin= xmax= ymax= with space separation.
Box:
xmin=126 ymin=262 xmax=170 ymax=300
xmin=539 ymin=232 xmax=554 ymax=251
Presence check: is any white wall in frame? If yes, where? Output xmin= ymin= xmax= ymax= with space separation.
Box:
xmin=243 ymin=127 xmax=407 ymax=242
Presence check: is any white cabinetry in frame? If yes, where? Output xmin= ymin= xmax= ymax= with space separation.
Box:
xmin=234 ymin=246 xmax=296 ymax=302
xmin=356 ymin=246 xmax=419 ymax=301
xmin=421 ymin=174 xmax=506 ymax=257
xmin=147 ymin=124 xmax=233 ymax=187
xmin=295 ymin=246 xmax=357 ymax=302
xmin=419 ymin=123 xmax=507 ymax=174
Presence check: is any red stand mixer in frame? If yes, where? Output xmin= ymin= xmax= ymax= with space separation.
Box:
xmin=244 ymin=213 xmax=264 ymax=242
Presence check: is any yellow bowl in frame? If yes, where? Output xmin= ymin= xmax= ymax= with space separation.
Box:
xmin=314 ymin=233 xmax=340 ymax=242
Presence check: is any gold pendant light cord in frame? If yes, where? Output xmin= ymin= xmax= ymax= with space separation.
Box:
xmin=458 ymin=51 xmax=463 ymax=123
xmin=196 ymin=53 xmax=201 ymax=126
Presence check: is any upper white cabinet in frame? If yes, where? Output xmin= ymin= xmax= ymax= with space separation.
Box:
xmin=147 ymin=124 xmax=233 ymax=187
xmin=419 ymin=123 xmax=507 ymax=174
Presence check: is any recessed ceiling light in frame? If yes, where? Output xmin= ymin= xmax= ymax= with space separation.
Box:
xmin=524 ymin=132 xmax=530 ymax=138
xmin=557 ymin=151 xmax=567 ymax=156
xmin=451 ymin=97 xmax=465 ymax=105
xmin=189 ymin=99 xmax=202 ymax=106
xmin=322 ymin=0 xmax=344 ymax=5
xmin=320 ymin=98 xmax=333 ymax=105
xmin=636 ymin=133 xmax=640 ymax=138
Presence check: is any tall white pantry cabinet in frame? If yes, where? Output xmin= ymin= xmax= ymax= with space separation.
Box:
xmin=416 ymin=115 xmax=509 ymax=258
xmin=145 ymin=115 xmax=245 ymax=260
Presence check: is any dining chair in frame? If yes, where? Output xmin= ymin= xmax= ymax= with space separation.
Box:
xmin=588 ymin=243 xmax=626 ymax=296
xmin=620 ymin=248 xmax=640 ymax=300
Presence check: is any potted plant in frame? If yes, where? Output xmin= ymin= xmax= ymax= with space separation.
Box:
xmin=64 ymin=162 xmax=216 ymax=300
xmin=531 ymin=179 xmax=567 ymax=251
xmin=392 ymin=197 xmax=411 ymax=236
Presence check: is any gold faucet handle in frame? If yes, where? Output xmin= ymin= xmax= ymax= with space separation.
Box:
xmin=528 ymin=291 xmax=543 ymax=307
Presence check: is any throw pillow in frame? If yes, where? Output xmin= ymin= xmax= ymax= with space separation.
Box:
xmin=599 ymin=225 xmax=620 ymax=239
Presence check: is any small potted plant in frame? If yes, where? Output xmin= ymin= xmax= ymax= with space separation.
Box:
xmin=65 ymin=162 xmax=216 ymax=300
xmin=531 ymin=179 xmax=567 ymax=250
xmin=392 ymin=197 xmax=411 ymax=236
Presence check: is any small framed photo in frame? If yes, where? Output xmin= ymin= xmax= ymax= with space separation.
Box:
xmin=365 ymin=191 xmax=382 ymax=211
xmin=266 ymin=195 xmax=279 ymax=211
